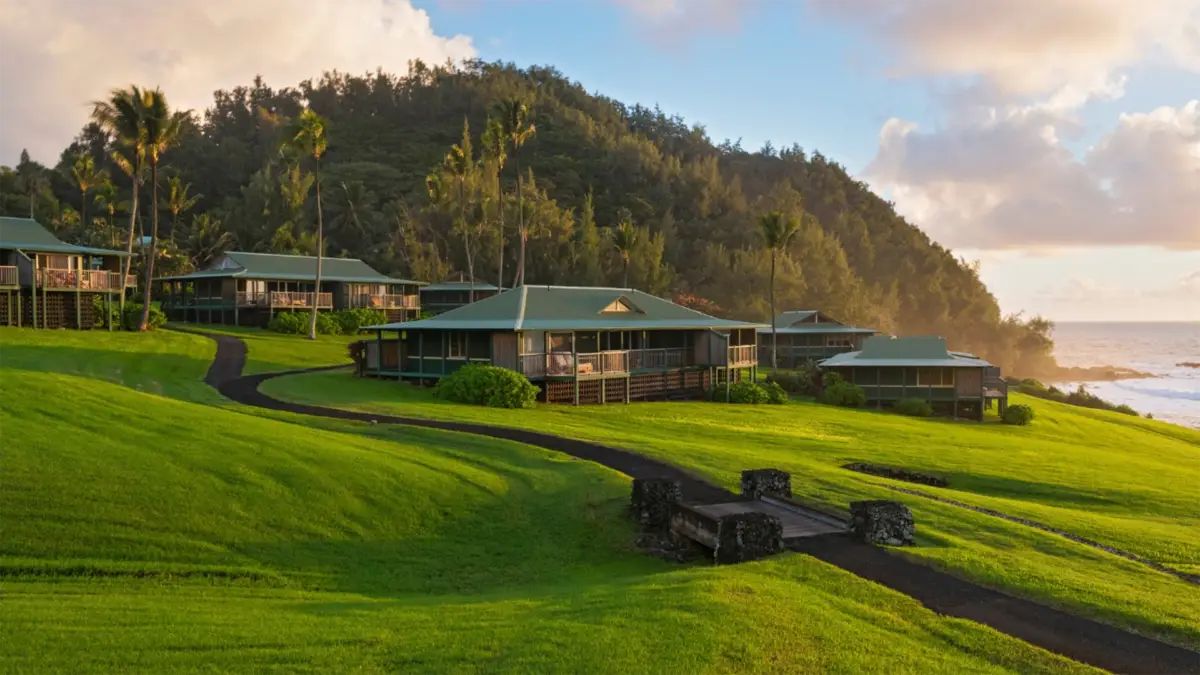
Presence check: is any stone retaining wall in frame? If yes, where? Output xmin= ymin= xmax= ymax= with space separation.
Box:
xmin=740 ymin=468 xmax=792 ymax=499
xmin=849 ymin=500 xmax=915 ymax=546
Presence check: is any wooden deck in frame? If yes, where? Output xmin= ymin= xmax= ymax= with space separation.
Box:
xmin=690 ymin=497 xmax=847 ymax=540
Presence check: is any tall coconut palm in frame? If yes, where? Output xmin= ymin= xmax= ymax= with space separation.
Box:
xmin=284 ymin=108 xmax=328 ymax=340
xmin=480 ymin=117 xmax=507 ymax=288
xmin=758 ymin=210 xmax=801 ymax=369
xmin=70 ymin=153 xmax=102 ymax=236
xmin=91 ymin=86 xmax=149 ymax=317
xmin=93 ymin=177 xmax=119 ymax=248
xmin=497 ymin=98 xmax=535 ymax=286
xmin=609 ymin=214 xmax=639 ymax=288
xmin=443 ymin=120 xmax=477 ymax=301
xmin=165 ymin=175 xmax=201 ymax=245
xmin=138 ymin=89 xmax=189 ymax=330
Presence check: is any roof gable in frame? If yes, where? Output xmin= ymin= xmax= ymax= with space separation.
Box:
xmin=600 ymin=296 xmax=642 ymax=314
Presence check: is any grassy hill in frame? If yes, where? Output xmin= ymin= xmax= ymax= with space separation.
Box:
xmin=263 ymin=369 xmax=1200 ymax=648
xmin=0 ymin=327 xmax=1095 ymax=674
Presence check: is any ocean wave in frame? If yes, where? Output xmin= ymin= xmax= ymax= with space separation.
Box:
xmin=1111 ymin=380 xmax=1200 ymax=401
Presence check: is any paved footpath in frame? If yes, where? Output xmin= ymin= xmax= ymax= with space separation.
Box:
xmin=195 ymin=330 xmax=1200 ymax=675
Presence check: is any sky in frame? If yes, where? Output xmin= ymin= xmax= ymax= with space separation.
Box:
xmin=1 ymin=0 xmax=1197 ymax=322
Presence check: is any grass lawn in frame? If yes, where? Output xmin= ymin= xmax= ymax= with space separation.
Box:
xmin=166 ymin=323 xmax=358 ymax=374
xmin=0 ymin=327 xmax=1096 ymax=674
xmin=263 ymin=370 xmax=1200 ymax=648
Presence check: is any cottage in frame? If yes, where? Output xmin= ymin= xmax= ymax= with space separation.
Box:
xmin=759 ymin=310 xmax=877 ymax=368
xmin=419 ymin=278 xmax=501 ymax=315
xmin=360 ymin=285 xmax=764 ymax=404
xmin=819 ymin=335 xmax=1009 ymax=419
xmin=158 ymin=252 xmax=423 ymax=326
xmin=0 ymin=216 xmax=135 ymax=329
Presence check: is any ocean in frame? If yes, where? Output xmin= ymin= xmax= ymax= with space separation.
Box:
xmin=1051 ymin=322 xmax=1200 ymax=431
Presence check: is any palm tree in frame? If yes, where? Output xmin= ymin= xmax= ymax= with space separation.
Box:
xmin=91 ymin=86 xmax=149 ymax=317
xmin=165 ymin=175 xmax=201 ymax=245
xmin=609 ymin=213 xmax=639 ymax=288
xmin=138 ymin=89 xmax=189 ymax=330
xmin=70 ymin=153 xmax=102 ymax=235
xmin=497 ymin=98 xmax=535 ymax=286
xmin=480 ymin=117 xmax=507 ymax=288
xmin=284 ymin=108 xmax=329 ymax=340
xmin=184 ymin=213 xmax=234 ymax=270
xmin=93 ymin=178 xmax=119 ymax=248
xmin=758 ymin=210 xmax=801 ymax=369
xmin=443 ymin=120 xmax=477 ymax=302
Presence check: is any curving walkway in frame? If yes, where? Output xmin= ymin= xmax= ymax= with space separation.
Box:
xmin=195 ymin=330 xmax=1200 ymax=675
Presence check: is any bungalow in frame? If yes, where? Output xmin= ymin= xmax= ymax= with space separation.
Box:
xmin=158 ymin=251 xmax=423 ymax=326
xmin=419 ymin=277 xmax=501 ymax=315
xmin=819 ymin=335 xmax=1009 ymax=420
xmin=759 ymin=310 xmax=878 ymax=367
xmin=360 ymin=285 xmax=764 ymax=404
xmin=0 ymin=216 xmax=135 ymax=329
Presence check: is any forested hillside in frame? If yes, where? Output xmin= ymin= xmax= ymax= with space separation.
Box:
xmin=0 ymin=60 xmax=1055 ymax=373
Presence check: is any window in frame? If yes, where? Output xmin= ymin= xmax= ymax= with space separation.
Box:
xmin=448 ymin=332 xmax=467 ymax=359
xmin=825 ymin=336 xmax=854 ymax=348
xmin=918 ymin=368 xmax=954 ymax=386
xmin=549 ymin=333 xmax=572 ymax=353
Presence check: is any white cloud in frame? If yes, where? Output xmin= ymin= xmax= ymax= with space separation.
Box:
xmin=610 ymin=0 xmax=751 ymax=43
xmin=0 ymin=0 xmax=475 ymax=165
xmin=806 ymin=0 xmax=1200 ymax=97
xmin=868 ymin=100 xmax=1200 ymax=250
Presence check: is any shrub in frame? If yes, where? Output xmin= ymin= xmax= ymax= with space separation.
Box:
xmin=763 ymin=381 xmax=789 ymax=405
xmin=434 ymin=363 xmax=538 ymax=408
xmin=334 ymin=308 xmax=387 ymax=335
xmin=267 ymin=312 xmax=307 ymax=335
xmin=120 ymin=302 xmax=166 ymax=331
xmin=1014 ymin=380 xmax=1139 ymax=416
xmin=894 ymin=398 xmax=933 ymax=417
xmin=820 ymin=373 xmax=867 ymax=408
xmin=91 ymin=295 xmax=119 ymax=329
xmin=1002 ymin=404 xmax=1035 ymax=426
xmin=315 ymin=312 xmax=340 ymax=336
xmin=710 ymin=381 xmax=785 ymax=405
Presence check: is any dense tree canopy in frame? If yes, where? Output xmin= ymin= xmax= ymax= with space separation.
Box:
xmin=0 ymin=59 xmax=1056 ymax=374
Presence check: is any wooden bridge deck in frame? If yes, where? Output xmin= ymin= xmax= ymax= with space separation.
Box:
xmin=690 ymin=497 xmax=847 ymax=540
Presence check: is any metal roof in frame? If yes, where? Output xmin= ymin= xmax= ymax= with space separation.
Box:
xmin=369 ymin=285 xmax=768 ymax=331
xmin=764 ymin=309 xmax=876 ymax=335
xmin=421 ymin=280 xmax=501 ymax=292
xmin=157 ymin=251 xmax=423 ymax=285
xmin=0 ymin=216 xmax=129 ymax=256
xmin=819 ymin=335 xmax=993 ymax=368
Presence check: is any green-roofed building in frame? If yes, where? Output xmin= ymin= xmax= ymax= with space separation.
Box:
xmin=359 ymin=285 xmax=765 ymax=404
xmin=419 ymin=276 xmax=502 ymax=315
xmin=0 ymin=216 xmax=135 ymax=329
xmin=819 ymin=335 xmax=1009 ymax=419
xmin=157 ymin=251 xmax=424 ymax=326
xmin=759 ymin=310 xmax=878 ymax=367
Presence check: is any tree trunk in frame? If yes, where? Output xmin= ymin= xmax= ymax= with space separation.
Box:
xmin=308 ymin=163 xmax=323 ymax=340
xmin=461 ymin=181 xmax=474 ymax=303
xmin=623 ymin=259 xmax=629 ymax=288
xmin=496 ymin=172 xmax=505 ymax=289
xmin=770 ymin=250 xmax=777 ymax=369
xmin=121 ymin=179 xmax=140 ymax=321
xmin=80 ymin=190 xmax=88 ymax=242
xmin=514 ymin=153 xmax=525 ymax=287
xmin=139 ymin=164 xmax=159 ymax=330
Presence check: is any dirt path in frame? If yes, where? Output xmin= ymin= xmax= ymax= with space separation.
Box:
xmin=196 ymin=330 xmax=1200 ymax=675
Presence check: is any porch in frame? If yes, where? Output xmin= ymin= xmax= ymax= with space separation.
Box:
xmin=36 ymin=269 xmax=137 ymax=291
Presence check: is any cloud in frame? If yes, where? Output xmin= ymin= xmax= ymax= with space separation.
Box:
xmin=0 ymin=0 xmax=475 ymax=165
xmin=610 ymin=0 xmax=752 ymax=43
xmin=1040 ymin=271 xmax=1200 ymax=305
xmin=867 ymin=100 xmax=1200 ymax=250
xmin=806 ymin=0 xmax=1200 ymax=97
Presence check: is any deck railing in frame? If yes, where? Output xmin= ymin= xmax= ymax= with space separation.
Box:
xmin=37 ymin=268 xmax=135 ymax=290
xmin=0 ymin=266 xmax=16 ymax=286
xmin=269 ymin=291 xmax=334 ymax=308
xmin=628 ymin=348 xmax=687 ymax=370
xmin=351 ymin=293 xmax=419 ymax=309
xmin=728 ymin=344 xmax=757 ymax=366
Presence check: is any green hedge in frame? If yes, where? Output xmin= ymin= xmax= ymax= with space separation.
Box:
xmin=120 ymin=303 xmax=167 ymax=331
xmin=434 ymin=363 xmax=538 ymax=408
xmin=894 ymin=398 xmax=933 ymax=417
xmin=267 ymin=309 xmax=386 ymax=336
xmin=710 ymin=380 xmax=786 ymax=405
xmin=820 ymin=373 xmax=866 ymax=408
xmin=1002 ymin=404 xmax=1035 ymax=426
